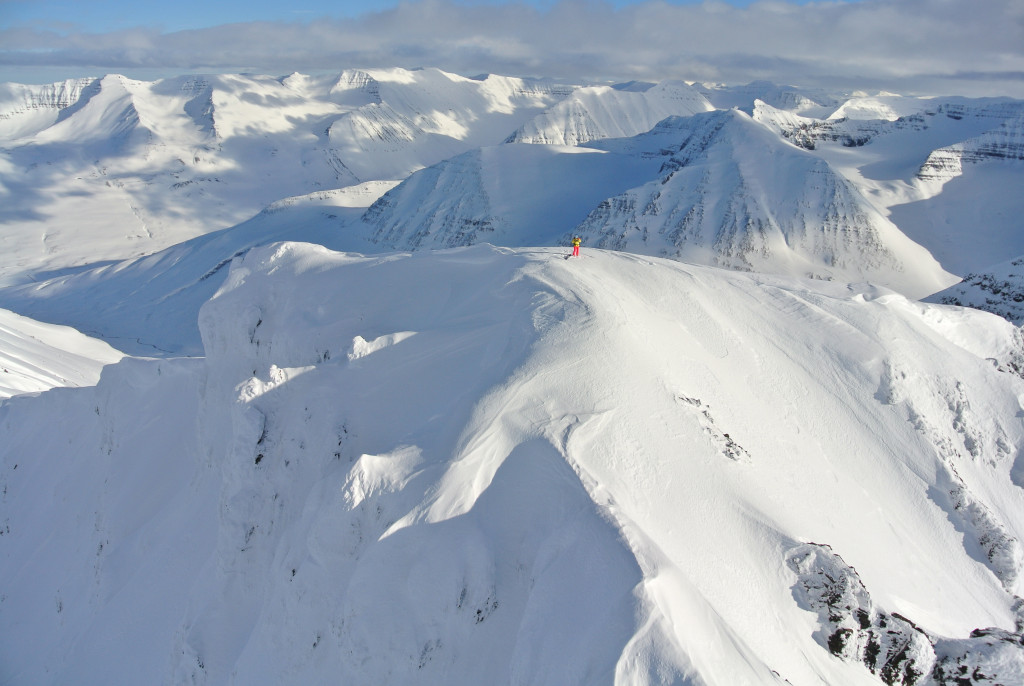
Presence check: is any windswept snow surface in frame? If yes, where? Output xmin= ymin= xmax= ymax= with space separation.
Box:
xmin=0 ymin=307 xmax=123 ymax=398
xmin=3 ymin=243 xmax=1024 ymax=685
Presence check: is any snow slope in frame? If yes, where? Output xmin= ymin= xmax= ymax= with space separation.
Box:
xmin=576 ymin=110 xmax=958 ymax=298
xmin=363 ymin=143 xmax=663 ymax=251
xmin=3 ymin=243 xmax=1023 ymax=685
xmin=752 ymin=97 xmax=1024 ymax=286
xmin=0 ymin=307 xmax=123 ymax=399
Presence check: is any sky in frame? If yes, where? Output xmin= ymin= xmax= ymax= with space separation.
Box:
xmin=1 ymin=0 xmax=1023 ymax=96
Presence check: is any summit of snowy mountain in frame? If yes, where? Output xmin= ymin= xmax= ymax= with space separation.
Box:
xmin=3 ymin=243 xmax=1024 ymax=685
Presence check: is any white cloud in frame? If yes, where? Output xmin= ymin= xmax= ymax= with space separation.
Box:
xmin=2 ymin=0 xmax=1023 ymax=96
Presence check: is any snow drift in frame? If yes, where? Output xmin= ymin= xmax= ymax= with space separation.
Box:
xmin=3 ymin=243 xmax=1023 ymax=685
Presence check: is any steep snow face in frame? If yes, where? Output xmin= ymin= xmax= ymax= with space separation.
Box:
xmin=505 ymin=80 xmax=715 ymax=146
xmin=0 ymin=308 xmax=123 ymax=398
xmin=3 ymin=244 xmax=1024 ymax=685
xmin=576 ymin=110 xmax=957 ymax=298
xmin=363 ymin=143 xmax=662 ymax=251
xmin=915 ymin=112 xmax=1024 ymax=183
xmin=0 ymin=68 xmax=572 ymax=284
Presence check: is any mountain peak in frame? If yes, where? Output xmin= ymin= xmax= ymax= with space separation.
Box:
xmin=4 ymin=243 xmax=1023 ymax=684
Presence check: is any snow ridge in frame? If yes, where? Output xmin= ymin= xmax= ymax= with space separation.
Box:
xmin=4 ymin=244 xmax=1024 ymax=685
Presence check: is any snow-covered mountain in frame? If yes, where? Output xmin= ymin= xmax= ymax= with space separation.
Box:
xmin=367 ymin=108 xmax=958 ymax=298
xmin=0 ymin=181 xmax=396 ymax=356
xmin=3 ymin=244 xmax=1024 ymax=685
xmin=0 ymin=68 xmax=572 ymax=285
xmin=575 ymin=110 xmax=957 ymax=298
xmin=747 ymin=96 xmax=1024 ymax=277
xmin=363 ymin=143 xmax=663 ymax=251
xmin=5 ymin=68 xmax=1024 ymax=686
xmin=695 ymin=79 xmax=844 ymax=119
xmin=505 ymin=79 xmax=715 ymax=145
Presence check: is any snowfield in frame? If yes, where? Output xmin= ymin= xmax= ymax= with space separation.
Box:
xmin=3 ymin=243 xmax=1024 ymax=685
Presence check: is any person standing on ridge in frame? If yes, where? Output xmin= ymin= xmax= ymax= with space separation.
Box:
xmin=571 ymin=235 xmax=581 ymax=258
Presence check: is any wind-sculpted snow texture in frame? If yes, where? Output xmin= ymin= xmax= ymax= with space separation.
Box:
xmin=3 ymin=244 xmax=1024 ymax=685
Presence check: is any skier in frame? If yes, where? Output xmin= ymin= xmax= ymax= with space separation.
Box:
xmin=571 ymin=235 xmax=581 ymax=258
